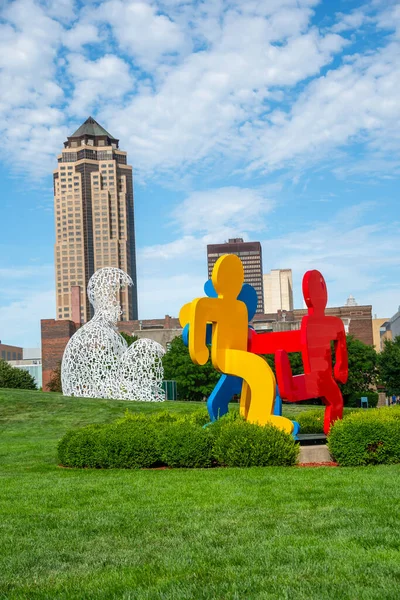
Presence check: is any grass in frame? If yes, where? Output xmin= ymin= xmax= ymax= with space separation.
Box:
xmin=1 ymin=388 xmax=400 ymax=599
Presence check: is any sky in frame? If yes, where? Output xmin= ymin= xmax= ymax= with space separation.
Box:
xmin=0 ymin=0 xmax=400 ymax=348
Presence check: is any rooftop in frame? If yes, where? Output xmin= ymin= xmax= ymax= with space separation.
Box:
xmin=69 ymin=116 xmax=115 ymax=139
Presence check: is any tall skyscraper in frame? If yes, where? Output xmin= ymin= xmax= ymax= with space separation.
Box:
xmin=263 ymin=269 xmax=294 ymax=313
xmin=53 ymin=117 xmax=138 ymax=323
xmin=207 ymin=238 xmax=264 ymax=313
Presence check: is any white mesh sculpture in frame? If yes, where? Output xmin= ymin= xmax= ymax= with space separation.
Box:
xmin=61 ymin=267 xmax=165 ymax=402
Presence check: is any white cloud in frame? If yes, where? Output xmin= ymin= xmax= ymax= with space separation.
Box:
xmin=0 ymin=289 xmax=55 ymax=348
xmin=140 ymin=186 xmax=275 ymax=261
xmin=94 ymin=0 xmax=188 ymax=68
xmin=248 ymin=38 xmax=400 ymax=173
xmin=1 ymin=0 xmax=398 ymax=181
xmin=67 ymin=54 xmax=133 ymax=116
xmin=63 ymin=23 xmax=100 ymax=50
xmin=0 ymin=263 xmax=55 ymax=347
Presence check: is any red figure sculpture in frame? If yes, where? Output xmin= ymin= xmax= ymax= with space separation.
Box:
xmin=248 ymin=270 xmax=348 ymax=435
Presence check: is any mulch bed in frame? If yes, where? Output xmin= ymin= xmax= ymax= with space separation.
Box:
xmin=298 ymin=461 xmax=338 ymax=467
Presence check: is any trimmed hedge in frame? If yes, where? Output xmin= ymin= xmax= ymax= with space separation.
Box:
xmin=158 ymin=421 xmax=213 ymax=468
xmin=212 ymin=420 xmax=299 ymax=467
xmin=58 ymin=411 xmax=298 ymax=469
xmin=328 ymin=407 xmax=400 ymax=466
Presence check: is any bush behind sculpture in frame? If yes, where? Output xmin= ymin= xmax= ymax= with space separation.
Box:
xmin=58 ymin=411 xmax=298 ymax=469
xmin=328 ymin=407 xmax=400 ymax=466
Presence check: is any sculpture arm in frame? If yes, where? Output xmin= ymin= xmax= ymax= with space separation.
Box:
xmin=248 ymin=329 xmax=302 ymax=355
xmin=333 ymin=326 xmax=348 ymax=384
xmin=188 ymin=298 xmax=213 ymax=365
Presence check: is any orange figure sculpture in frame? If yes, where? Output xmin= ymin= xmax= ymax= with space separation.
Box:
xmin=248 ymin=270 xmax=348 ymax=435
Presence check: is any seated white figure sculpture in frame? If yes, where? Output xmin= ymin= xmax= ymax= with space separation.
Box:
xmin=61 ymin=267 xmax=165 ymax=401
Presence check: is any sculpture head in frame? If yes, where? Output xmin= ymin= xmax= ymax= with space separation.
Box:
xmin=87 ymin=267 xmax=133 ymax=323
xmin=302 ymin=270 xmax=327 ymax=314
xmin=212 ymin=254 xmax=244 ymax=299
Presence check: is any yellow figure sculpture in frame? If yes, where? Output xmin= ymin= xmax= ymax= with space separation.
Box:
xmin=179 ymin=254 xmax=293 ymax=433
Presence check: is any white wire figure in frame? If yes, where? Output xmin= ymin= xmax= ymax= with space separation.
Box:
xmin=61 ymin=267 xmax=166 ymax=401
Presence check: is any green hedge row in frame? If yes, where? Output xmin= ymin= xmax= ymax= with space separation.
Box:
xmin=58 ymin=410 xmax=299 ymax=469
xmin=328 ymin=407 xmax=400 ymax=466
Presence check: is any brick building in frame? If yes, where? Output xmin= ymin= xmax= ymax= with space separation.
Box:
xmin=41 ymin=304 xmax=373 ymax=391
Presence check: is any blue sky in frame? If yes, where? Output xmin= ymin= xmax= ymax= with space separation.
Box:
xmin=1 ymin=0 xmax=400 ymax=347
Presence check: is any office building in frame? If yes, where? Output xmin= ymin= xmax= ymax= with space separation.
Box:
xmin=53 ymin=116 xmax=138 ymax=323
xmin=263 ymin=269 xmax=294 ymax=314
xmin=207 ymin=238 xmax=264 ymax=313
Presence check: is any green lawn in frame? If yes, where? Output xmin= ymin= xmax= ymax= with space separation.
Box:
xmin=1 ymin=389 xmax=399 ymax=599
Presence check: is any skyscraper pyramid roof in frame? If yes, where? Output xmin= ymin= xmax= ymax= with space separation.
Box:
xmin=70 ymin=116 xmax=115 ymax=139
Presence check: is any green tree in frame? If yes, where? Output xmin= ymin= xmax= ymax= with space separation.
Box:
xmin=47 ymin=362 xmax=62 ymax=393
xmin=339 ymin=335 xmax=378 ymax=402
xmin=120 ymin=332 xmax=139 ymax=346
xmin=263 ymin=335 xmax=378 ymax=406
xmin=162 ymin=336 xmax=220 ymax=401
xmin=0 ymin=359 xmax=37 ymax=390
xmin=379 ymin=337 xmax=400 ymax=396
xmin=262 ymin=351 xmax=304 ymax=377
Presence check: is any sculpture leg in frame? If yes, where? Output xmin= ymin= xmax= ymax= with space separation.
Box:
xmin=224 ymin=350 xmax=293 ymax=433
xmin=207 ymin=374 xmax=242 ymax=421
xmin=321 ymin=378 xmax=343 ymax=435
xmin=240 ymin=380 xmax=251 ymax=419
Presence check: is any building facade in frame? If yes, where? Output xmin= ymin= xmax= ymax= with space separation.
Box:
xmin=372 ymin=318 xmax=392 ymax=352
xmin=263 ymin=269 xmax=294 ymax=314
xmin=0 ymin=343 xmax=22 ymax=361
xmin=389 ymin=306 xmax=400 ymax=340
xmin=54 ymin=116 xmax=138 ymax=323
xmin=207 ymin=238 xmax=264 ymax=313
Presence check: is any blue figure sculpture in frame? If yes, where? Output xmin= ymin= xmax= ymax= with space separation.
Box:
xmin=182 ymin=279 xmax=299 ymax=437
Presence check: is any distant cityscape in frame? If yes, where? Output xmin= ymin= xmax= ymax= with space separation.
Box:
xmin=1 ymin=118 xmax=400 ymax=389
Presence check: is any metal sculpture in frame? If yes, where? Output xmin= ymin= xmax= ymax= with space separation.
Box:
xmin=249 ymin=270 xmax=348 ymax=434
xmin=179 ymin=254 xmax=294 ymax=433
xmin=61 ymin=267 xmax=165 ymax=401
xmin=183 ymin=278 xmax=299 ymax=432
xmin=180 ymin=256 xmax=348 ymax=434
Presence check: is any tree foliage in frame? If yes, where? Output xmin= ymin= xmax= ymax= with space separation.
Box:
xmin=162 ymin=336 xmax=220 ymax=401
xmin=339 ymin=335 xmax=378 ymax=401
xmin=379 ymin=337 xmax=400 ymax=396
xmin=0 ymin=359 xmax=37 ymax=390
xmin=47 ymin=362 xmax=62 ymax=393
xmin=120 ymin=332 xmax=139 ymax=347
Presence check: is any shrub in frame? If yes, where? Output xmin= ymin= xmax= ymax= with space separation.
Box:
xmin=158 ymin=420 xmax=213 ymax=468
xmin=0 ymin=359 xmax=37 ymax=390
xmin=58 ymin=409 xmax=299 ymax=469
xmin=212 ymin=420 xmax=298 ymax=467
xmin=58 ymin=421 xmax=160 ymax=469
xmin=296 ymin=409 xmax=325 ymax=434
xmin=328 ymin=407 xmax=400 ymax=466
xmin=58 ymin=424 xmax=105 ymax=468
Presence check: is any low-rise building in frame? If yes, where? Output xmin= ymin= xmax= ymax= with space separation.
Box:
xmin=8 ymin=348 xmax=42 ymax=388
xmin=0 ymin=343 xmax=23 ymax=361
